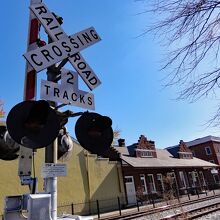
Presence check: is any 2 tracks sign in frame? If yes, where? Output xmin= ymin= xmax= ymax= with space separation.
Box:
xmin=41 ymin=68 xmax=95 ymax=110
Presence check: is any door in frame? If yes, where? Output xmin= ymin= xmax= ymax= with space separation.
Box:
xmin=125 ymin=176 xmax=137 ymax=205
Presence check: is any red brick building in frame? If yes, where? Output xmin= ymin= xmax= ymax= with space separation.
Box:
xmin=183 ymin=136 xmax=220 ymax=165
xmin=114 ymin=135 xmax=218 ymax=205
xmin=169 ymin=136 xmax=220 ymax=185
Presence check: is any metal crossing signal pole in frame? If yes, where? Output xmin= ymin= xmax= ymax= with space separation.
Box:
xmin=23 ymin=1 xmax=58 ymax=219
xmin=44 ymin=14 xmax=64 ymax=218
xmin=19 ymin=0 xmax=42 ymax=189
xmin=45 ymin=139 xmax=58 ymax=220
xmin=45 ymin=50 xmax=59 ymax=220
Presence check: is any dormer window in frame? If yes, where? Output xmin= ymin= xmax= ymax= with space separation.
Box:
xmin=178 ymin=151 xmax=193 ymax=159
xmin=136 ymin=149 xmax=155 ymax=158
xmin=178 ymin=140 xmax=193 ymax=159
xmin=136 ymin=135 xmax=157 ymax=158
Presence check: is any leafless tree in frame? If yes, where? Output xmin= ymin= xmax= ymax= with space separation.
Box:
xmin=139 ymin=0 xmax=220 ymax=126
xmin=163 ymin=175 xmax=187 ymax=219
xmin=112 ymin=128 xmax=121 ymax=145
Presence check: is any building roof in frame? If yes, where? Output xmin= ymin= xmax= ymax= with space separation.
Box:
xmin=167 ymin=136 xmax=220 ymax=149
xmin=114 ymin=146 xmax=218 ymax=168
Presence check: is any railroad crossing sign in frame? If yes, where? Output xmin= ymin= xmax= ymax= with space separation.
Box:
xmin=24 ymin=2 xmax=101 ymax=91
xmin=40 ymin=68 xmax=95 ymax=110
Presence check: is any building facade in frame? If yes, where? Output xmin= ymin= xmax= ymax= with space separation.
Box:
xmin=188 ymin=136 xmax=220 ymax=165
xmin=0 ymin=139 xmax=125 ymax=215
xmin=169 ymin=136 xmax=220 ymax=186
xmin=114 ymin=135 xmax=219 ymax=205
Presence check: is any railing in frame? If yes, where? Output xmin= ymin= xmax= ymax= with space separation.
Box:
xmin=56 ymin=184 xmax=220 ymax=218
xmin=57 ymin=196 xmax=126 ymax=218
xmin=1 ymin=184 xmax=220 ymax=219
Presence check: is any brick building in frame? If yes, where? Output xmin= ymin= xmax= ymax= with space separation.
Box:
xmin=184 ymin=136 xmax=220 ymax=165
xmin=114 ymin=135 xmax=218 ymax=205
xmin=168 ymin=136 xmax=220 ymax=185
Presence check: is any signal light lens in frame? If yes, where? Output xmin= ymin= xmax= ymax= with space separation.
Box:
xmin=75 ymin=112 xmax=113 ymax=156
xmin=6 ymin=100 xmax=60 ymax=149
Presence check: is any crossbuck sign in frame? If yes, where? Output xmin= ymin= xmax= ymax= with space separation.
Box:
xmin=24 ymin=2 xmax=101 ymax=91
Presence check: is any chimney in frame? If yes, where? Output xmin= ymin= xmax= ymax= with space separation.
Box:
xmin=118 ymin=138 xmax=125 ymax=147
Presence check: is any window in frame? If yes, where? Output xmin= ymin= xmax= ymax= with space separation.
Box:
xmin=179 ymin=171 xmax=186 ymax=188
xmin=182 ymin=154 xmax=191 ymax=159
xmin=140 ymin=174 xmax=148 ymax=194
xmin=188 ymin=171 xmax=199 ymax=187
xmin=199 ymin=171 xmax=206 ymax=186
xmin=136 ymin=149 xmax=155 ymax=158
xmin=141 ymin=151 xmax=153 ymax=157
xmin=167 ymin=172 xmax=178 ymax=190
xmin=157 ymin=174 xmax=164 ymax=192
xmin=179 ymin=152 xmax=193 ymax=159
xmin=205 ymin=146 xmax=212 ymax=155
xmin=188 ymin=172 xmax=195 ymax=187
xmin=125 ymin=176 xmax=133 ymax=183
xmin=192 ymin=151 xmax=196 ymax=157
xmin=209 ymin=160 xmax=215 ymax=163
xmin=147 ymin=174 xmax=156 ymax=192
xmin=213 ymin=174 xmax=220 ymax=183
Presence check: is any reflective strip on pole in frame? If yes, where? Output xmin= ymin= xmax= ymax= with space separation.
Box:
xmin=23 ymin=0 xmax=42 ymax=101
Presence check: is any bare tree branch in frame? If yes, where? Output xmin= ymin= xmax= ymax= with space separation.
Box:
xmin=140 ymin=0 xmax=220 ymax=125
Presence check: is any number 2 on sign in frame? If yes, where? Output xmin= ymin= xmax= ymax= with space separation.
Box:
xmin=61 ymin=69 xmax=78 ymax=90
xmin=66 ymin=72 xmax=75 ymax=85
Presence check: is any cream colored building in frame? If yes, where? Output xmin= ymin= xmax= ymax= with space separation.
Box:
xmin=0 ymin=140 xmax=125 ymax=215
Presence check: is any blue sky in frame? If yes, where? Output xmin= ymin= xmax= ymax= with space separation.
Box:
xmin=0 ymin=0 xmax=219 ymax=148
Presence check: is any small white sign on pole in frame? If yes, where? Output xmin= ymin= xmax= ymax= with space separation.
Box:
xmin=41 ymin=163 xmax=67 ymax=178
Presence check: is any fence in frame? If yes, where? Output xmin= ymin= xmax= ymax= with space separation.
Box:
xmin=1 ymin=184 xmax=220 ymax=219
xmin=57 ymin=196 xmax=126 ymax=218
xmin=57 ymin=184 xmax=220 ymax=218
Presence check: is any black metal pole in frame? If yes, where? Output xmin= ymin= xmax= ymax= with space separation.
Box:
xmin=71 ymin=203 xmax=74 ymax=215
xmin=96 ymin=200 xmax=100 ymax=219
xmin=117 ymin=197 xmax=121 ymax=216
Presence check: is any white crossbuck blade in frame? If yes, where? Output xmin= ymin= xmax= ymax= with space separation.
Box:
xmin=24 ymin=2 xmax=102 ymax=91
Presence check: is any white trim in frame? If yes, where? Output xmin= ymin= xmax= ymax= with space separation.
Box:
xmin=199 ymin=171 xmax=206 ymax=186
xmin=178 ymin=152 xmax=192 ymax=154
xmin=125 ymin=176 xmax=134 ymax=184
xmin=213 ymin=174 xmax=220 ymax=183
xmin=136 ymin=149 xmax=155 ymax=158
xmin=179 ymin=171 xmax=186 ymax=188
xmin=140 ymin=174 xmax=148 ymax=194
xmin=157 ymin=173 xmax=164 ymax=191
xmin=147 ymin=174 xmax=156 ymax=192
xmin=136 ymin=149 xmax=155 ymax=152
xmin=205 ymin=146 xmax=212 ymax=155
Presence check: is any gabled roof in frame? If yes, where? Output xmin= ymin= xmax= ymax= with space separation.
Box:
xmin=166 ymin=140 xmax=192 ymax=158
xmin=114 ymin=146 xmax=218 ymax=168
